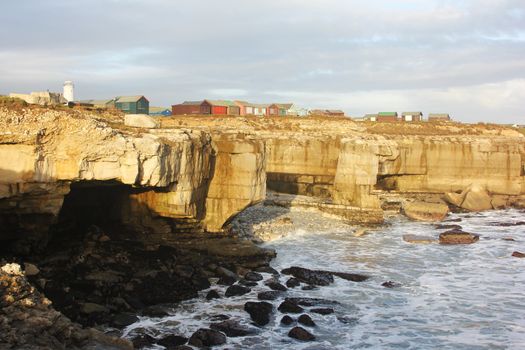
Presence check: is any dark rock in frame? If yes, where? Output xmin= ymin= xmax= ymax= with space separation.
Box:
xmin=512 ymin=251 xmax=525 ymax=258
xmin=132 ymin=334 xmax=156 ymax=349
xmin=281 ymin=266 xmax=334 ymax=286
xmin=206 ymin=290 xmax=221 ymax=300
xmin=188 ymin=328 xmax=226 ymax=347
xmin=490 ymin=221 xmax=525 ymax=227
xmin=382 ymin=281 xmax=402 ymax=288
xmin=285 ymin=297 xmax=339 ymax=307
xmin=225 ymin=284 xmax=251 ymax=297
xmin=278 ymin=300 xmax=304 ymax=314
xmin=265 ymin=280 xmax=287 ymax=291
xmin=298 ymin=314 xmax=316 ymax=327
xmin=157 ymin=334 xmax=188 ymax=348
xmin=288 ymin=326 xmax=315 ymax=341
xmin=210 ymin=319 xmax=257 ymax=337
xmin=434 ymin=224 xmax=462 ymax=230
xmin=173 ymin=265 xmax=194 ymax=279
xmin=280 ymin=315 xmax=294 ymax=325
xmin=244 ymin=271 xmax=264 ymax=281
xmin=217 ymin=275 xmax=237 ymax=286
xmin=337 ymin=316 xmax=358 ymax=325
xmin=257 ymin=291 xmax=282 ymax=301
xmin=255 ymin=266 xmax=279 ymax=275
xmin=238 ymin=279 xmax=258 ymax=287
xmin=439 ymin=229 xmax=479 ymax=245
xmin=141 ymin=305 xmax=170 ymax=318
xmin=209 ymin=314 xmax=230 ymax=322
xmin=216 ymin=266 xmax=238 ymax=279
xmin=286 ymin=278 xmax=301 ymax=288
xmin=444 ymin=217 xmax=462 ymax=222
xmin=171 ymin=347 xmax=192 ymax=350
xmin=331 ymin=271 xmax=370 ymax=282
xmin=301 ymin=285 xmax=317 ymax=291
xmin=244 ymin=301 xmax=273 ymax=326
xmin=111 ymin=312 xmax=139 ymax=328
xmin=311 ymin=308 xmax=334 ymax=315
xmin=502 ymin=237 xmax=516 ymax=241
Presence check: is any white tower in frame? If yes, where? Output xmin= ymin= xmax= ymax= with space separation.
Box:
xmin=63 ymin=81 xmax=74 ymax=102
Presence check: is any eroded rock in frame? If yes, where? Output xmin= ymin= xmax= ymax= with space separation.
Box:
xmin=402 ymin=201 xmax=449 ymax=222
xmin=188 ymin=328 xmax=226 ymax=347
xmin=288 ymin=326 xmax=315 ymax=341
xmin=244 ymin=301 xmax=273 ymax=326
xmin=439 ymin=229 xmax=480 ymax=245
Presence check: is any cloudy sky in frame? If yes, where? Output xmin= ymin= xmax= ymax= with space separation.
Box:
xmin=1 ymin=0 xmax=524 ymax=123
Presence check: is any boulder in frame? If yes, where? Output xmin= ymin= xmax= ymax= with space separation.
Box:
xmin=225 ymin=284 xmax=251 ymax=297
xmin=439 ymin=229 xmax=479 ymax=245
xmin=255 ymin=266 xmax=279 ymax=275
xmin=265 ymin=280 xmax=287 ymax=291
xmin=244 ymin=302 xmax=273 ymax=326
xmin=382 ymin=281 xmax=402 ymax=288
xmin=188 ymin=328 xmax=226 ymax=347
xmin=238 ymin=279 xmax=258 ymax=287
xmin=206 ymin=290 xmax=221 ymax=300
xmin=124 ymin=114 xmax=159 ymax=129
xmin=288 ymin=326 xmax=315 ymax=341
xmin=298 ymin=314 xmax=316 ymax=327
xmin=280 ymin=315 xmax=294 ymax=325
xmin=286 ymin=278 xmax=301 ymax=288
xmin=285 ymin=297 xmax=339 ymax=307
xmin=131 ymin=334 xmax=156 ymax=349
xmin=331 ymin=271 xmax=369 ymax=282
xmin=111 ymin=313 xmax=139 ymax=328
xmin=402 ymin=235 xmax=437 ymax=244
xmin=257 ymin=291 xmax=282 ymax=301
xmin=281 ymin=267 xmax=334 ymax=286
xmin=244 ymin=271 xmax=263 ymax=281
xmin=278 ymin=300 xmax=304 ymax=314
xmin=444 ymin=184 xmax=493 ymax=212
xmin=23 ymin=263 xmax=40 ymax=276
xmin=402 ymin=201 xmax=449 ymax=222
xmin=157 ymin=335 xmax=188 ymax=348
xmin=210 ymin=319 xmax=257 ymax=337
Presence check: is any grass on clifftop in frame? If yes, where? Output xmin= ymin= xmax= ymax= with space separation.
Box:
xmin=0 ymin=96 xmax=28 ymax=108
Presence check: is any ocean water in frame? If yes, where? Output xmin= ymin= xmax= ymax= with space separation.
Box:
xmin=123 ymin=209 xmax=525 ymax=349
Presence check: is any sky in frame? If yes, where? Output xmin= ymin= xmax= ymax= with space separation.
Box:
xmin=1 ymin=0 xmax=524 ymax=123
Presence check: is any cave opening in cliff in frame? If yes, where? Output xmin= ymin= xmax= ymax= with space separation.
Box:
xmin=375 ymin=175 xmax=399 ymax=191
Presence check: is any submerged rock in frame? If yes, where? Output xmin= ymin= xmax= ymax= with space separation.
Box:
xmin=301 ymin=285 xmax=318 ymax=291
xmin=512 ymin=251 xmax=525 ymax=258
xmin=238 ymin=279 xmax=258 ymax=287
xmin=310 ymin=308 xmax=334 ymax=315
xmin=225 ymin=284 xmax=251 ymax=297
xmin=439 ymin=229 xmax=480 ymax=245
xmin=258 ymin=291 xmax=283 ymax=301
xmin=403 ymin=234 xmax=437 ymax=244
xmin=288 ymin=326 xmax=316 ymax=341
xmin=188 ymin=328 xmax=226 ymax=347
xmin=382 ymin=281 xmax=402 ymax=288
xmin=285 ymin=297 xmax=339 ymax=307
xmin=434 ymin=224 xmax=462 ymax=230
xmin=402 ymin=201 xmax=449 ymax=222
xmin=298 ymin=314 xmax=316 ymax=327
xmin=210 ymin=319 xmax=257 ymax=337
xmin=244 ymin=301 xmax=273 ymax=326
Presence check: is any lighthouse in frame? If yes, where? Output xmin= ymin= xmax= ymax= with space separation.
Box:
xmin=63 ymin=81 xmax=74 ymax=102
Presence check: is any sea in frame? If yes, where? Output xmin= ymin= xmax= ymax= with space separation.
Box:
xmin=122 ymin=209 xmax=525 ymax=349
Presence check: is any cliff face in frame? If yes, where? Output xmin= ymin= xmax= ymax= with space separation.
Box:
xmin=1 ymin=108 xmax=524 ymax=249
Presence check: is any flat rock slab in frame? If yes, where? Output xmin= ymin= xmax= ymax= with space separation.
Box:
xmin=402 ymin=201 xmax=449 ymax=222
xmin=403 ymin=235 xmax=437 ymax=244
xmin=439 ymin=229 xmax=479 ymax=245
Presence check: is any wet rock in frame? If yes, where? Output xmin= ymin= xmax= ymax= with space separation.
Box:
xmin=172 ymin=347 xmax=192 ymax=350
xmin=301 ymin=285 xmax=317 ymax=291
xmin=265 ymin=280 xmax=287 ymax=291
xmin=444 ymin=218 xmax=462 ymax=222
xmin=238 ymin=279 xmax=258 ymax=287
xmin=141 ymin=305 xmax=170 ymax=318
xmin=23 ymin=262 xmax=40 ymax=276
xmin=157 ymin=334 xmax=188 ymax=348
xmin=206 ymin=290 xmax=221 ymax=300
xmin=331 ymin=271 xmax=369 ymax=282
xmin=111 ymin=312 xmax=139 ymax=328
xmin=337 ymin=316 xmax=358 ymax=325
xmin=132 ymin=334 xmax=156 ymax=349
xmin=188 ymin=328 xmax=226 ymax=347
xmin=217 ymin=275 xmax=237 ymax=286
xmin=490 ymin=221 xmax=525 ymax=227
xmin=210 ymin=319 xmax=257 ymax=337
xmin=512 ymin=251 xmax=525 ymax=258
xmin=434 ymin=224 xmax=462 ymax=230
xmin=278 ymin=300 xmax=304 ymax=314
xmin=286 ymin=277 xmax=301 ymax=288
xmin=225 ymin=284 xmax=251 ymax=297
xmin=382 ymin=281 xmax=402 ymax=288
xmin=244 ymin=271 xmax=264 ymax=281
xmin=286 ymin=297 xmax=339 ymax=307
xmin=280 ymin=315 xmax=294 ymax=325
xmin=298 ymin=314 xmax=316 ymax=327
xmin=439 ymin=229 xmax=480 ymax=245
xmin=281 ymin=266 xmax=334 ymax=286
xmin=258 ymin=290 xmax=283 ymax=301
xmin=403 ymin=234 xmax=437 ymax=244
xmin=209 ymin=314 xmax=230 ymax=321
xmin=502 ymin=237 xmax=516 ymax=242
xmin=80 ymin=302 xmax=109 ymax=315
xmin=216 ymin=266 xmax=238 ymax=280
xmin=255 ymin=266 xmax=279 ymax=275
xmin=311 ymin=308 xmax=334 ymax=315
xmin=244 ymin=301 xmax=273 ymax=326
xmin=402 ymin=201 xmax=449 ymax=222
xmin=288 ymin=326 xmax=315 ymax=341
